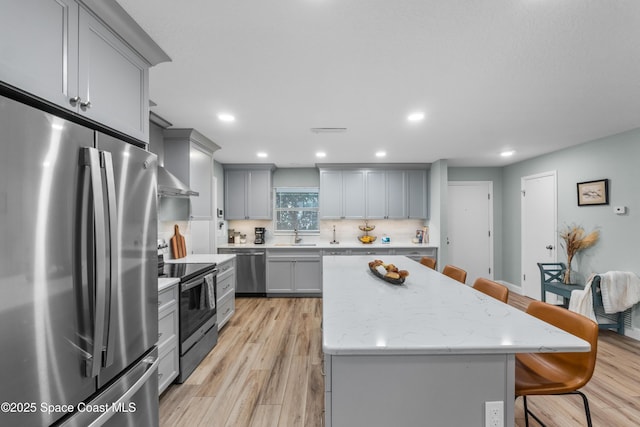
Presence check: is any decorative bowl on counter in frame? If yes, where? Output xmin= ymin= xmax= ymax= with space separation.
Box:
xmin=368 ymin=259 xmax=409 ymax=285
xmin=358 ymin=224 xmax=376 ymax=232
xmin=358 ymin=235 xmax=377 ymax=244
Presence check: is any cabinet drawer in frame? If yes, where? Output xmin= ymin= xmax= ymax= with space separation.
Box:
xmin=158 ymin=286 xmax=177 ymax=310
xmin=158 ymin=344 xmax=179 ymax=394
xmin=217 ymin=294 xmax=235 ymax=330
xmin=218 ymin=260 xmax=235 ymax=277
xmin=217 ymin=272 xmax=235 ymax=300
xmin=158 ymin=306 xmax=178 ymax=348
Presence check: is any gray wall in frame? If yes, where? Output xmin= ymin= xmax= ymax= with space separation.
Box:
xmin=501 ymin=127 xmax=640 ymax=286
xmin=273 ymin=168 xmax=320 ymax=187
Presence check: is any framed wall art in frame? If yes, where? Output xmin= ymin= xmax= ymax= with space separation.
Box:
xmin=577 ymin=179 xmax=609 ymax=206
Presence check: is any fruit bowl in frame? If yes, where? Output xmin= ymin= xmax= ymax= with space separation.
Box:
xmin=358 ymin=235 xmax=377 ymax=244
xmin=359 ymin=224 xmax=376 ymax=232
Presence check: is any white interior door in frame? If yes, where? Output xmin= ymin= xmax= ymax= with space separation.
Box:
xmin=521 ymin=171 xmax=557 ymax=300
xmin=447 ymin=181 xmax=493 ymax=286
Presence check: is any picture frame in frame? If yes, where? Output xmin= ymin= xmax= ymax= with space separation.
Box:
xmin=577 ymin=179 xmax=609 ymax=206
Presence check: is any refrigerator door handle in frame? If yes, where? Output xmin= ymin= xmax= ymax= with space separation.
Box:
xmin=87 ymin=355 xmax=159 ymax=427
xmin=101 ymin=151 xmax=118 ymax=368
xmin=82 ymin=147 xmax=108 ymax=378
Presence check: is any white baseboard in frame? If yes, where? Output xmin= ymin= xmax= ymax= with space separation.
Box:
xmin=496 ymin=280 xmax=523 ymax=296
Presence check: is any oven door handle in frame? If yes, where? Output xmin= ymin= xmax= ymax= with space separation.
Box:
xmin=181 ymin=270 xmax=218 ymax=291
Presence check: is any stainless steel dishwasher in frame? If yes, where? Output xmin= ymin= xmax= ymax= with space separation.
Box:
xmin=219 ymin=249 xmax=266 ymax=296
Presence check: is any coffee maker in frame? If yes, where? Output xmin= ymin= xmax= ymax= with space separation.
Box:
xmin=254 ymin=227 xmax=266 ymax=244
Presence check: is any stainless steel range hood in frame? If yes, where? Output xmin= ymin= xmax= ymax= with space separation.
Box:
xmin=157 ymin=166 xmax=198 ymax=197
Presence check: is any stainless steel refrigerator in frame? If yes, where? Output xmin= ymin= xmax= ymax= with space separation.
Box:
xmin=0 ymin=92 xmax=159 ymax=426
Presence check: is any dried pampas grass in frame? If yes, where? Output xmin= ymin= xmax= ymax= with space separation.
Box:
xmin=559 ymin=224 xmax=600 ymax=283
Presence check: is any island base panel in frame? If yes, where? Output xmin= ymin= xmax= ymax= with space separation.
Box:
xmin=327 ymin=353 xmax=514 ymax=427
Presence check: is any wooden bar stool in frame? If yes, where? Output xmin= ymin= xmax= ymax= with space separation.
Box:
xmin=442 ymin=264 xmax=467 ymax=284
xmin=419 ymin=256 xmax=436 ymax=270
xmin=472 ymin=278 xmax=509 ymax=303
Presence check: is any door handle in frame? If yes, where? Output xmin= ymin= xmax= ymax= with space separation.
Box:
xmin=81 ymin=147 xmax=107 ymax=378
xmin=545 ymin=245 xmax=554 ymax=250
xmin=101 ymin=151 xmax=118 ymax=369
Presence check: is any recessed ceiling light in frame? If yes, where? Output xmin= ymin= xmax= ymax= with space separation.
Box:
xmin=375 ymin=151 xmax=387 ymax=158
xmin=217 ymin=113 xmax=235 ymax=122
xmin=500 ymin=150 xmax=515 ymax=157
xmin=316 ymin=152 xmax=327 ymax=158
xmin=257 ymin=152 xmax=268 ymax=158
xmin=407 ymin=112 xmax=425 ymax=122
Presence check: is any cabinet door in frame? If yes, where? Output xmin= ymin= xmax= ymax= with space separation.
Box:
xmin=78 ymin=8 xmax=149 ymax=141
xmin=342 ymin=170 xmax=365 ymax=219
xmin=267 ymin=259 xmax=294 ymax=293
xmin=294 ymin=258 xmax=322 ymax=293
xmin=189 ymin=143 xmax=213 ymax=219
xmin=224 ymin=170 xmax=247 ymax=219
xmin=386 ymin=171 xmax=407 ymax=219
xmin=0 ymin=0 xmax=79 ymax=109
xmin=247 ymin=169 xmax=272 ymax=219
xmin=320 ymin=170 xmax=343 ymax=219
xmin=407 ymin=170 xmax=427 ymax=219
xmin=365 ymin=170 xmax=386 ymax=219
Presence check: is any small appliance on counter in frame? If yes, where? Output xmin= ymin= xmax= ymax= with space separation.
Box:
xmin=255 ymin=227 xmax=266 ymax=244
xmin=228 ymin=228 xmax=235 ymax=244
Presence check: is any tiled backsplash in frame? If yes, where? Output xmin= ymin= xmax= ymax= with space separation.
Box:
xmin=226 ymin=219 xmax=429 ymax=245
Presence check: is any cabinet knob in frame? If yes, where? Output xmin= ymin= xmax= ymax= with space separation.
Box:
xmin=80 ymin=100 xmax=92 ymax=110
xmin=69 ymin=96 xmax=81 ymax=106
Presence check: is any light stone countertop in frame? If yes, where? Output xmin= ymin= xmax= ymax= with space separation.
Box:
xmin=322 ymin=255 xmax=591 ymax=356
xmin=217 ymin=242 xmax=437 ymax=249
xmin=164 ymin=254 xmax=236 ymax=264
xmin=158 ymin=277 xmax=179 ymax=293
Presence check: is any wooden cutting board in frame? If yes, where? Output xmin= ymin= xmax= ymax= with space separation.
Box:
xmin=170 ymin=224 xmax=187 ymax=259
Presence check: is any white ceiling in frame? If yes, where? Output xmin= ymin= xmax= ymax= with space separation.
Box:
xmin=117 ymin=0 xmax=640 ymax=167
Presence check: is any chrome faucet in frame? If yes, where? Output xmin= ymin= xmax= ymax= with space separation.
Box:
xmin=294 ymin=228 xmax=302 ymax=244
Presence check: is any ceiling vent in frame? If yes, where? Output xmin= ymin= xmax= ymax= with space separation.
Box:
xmin=310 ymin=127 xmax=347 ymax=133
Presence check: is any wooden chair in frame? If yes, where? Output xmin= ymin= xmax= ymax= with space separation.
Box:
xmin=516 ymin=301 xmax=598 ymax=427
xmin=442 ymin=264 xmax=467 ymax=284
xmin=472 ymin=278 xmax=509 ymax=303
xmin=537 ymin=262 xmax=584 ymax=306
xmin=419 ymin=256 xmax=436 ymax=270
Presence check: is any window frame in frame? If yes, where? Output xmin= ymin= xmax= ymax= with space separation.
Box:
xmin=272 ymin=187 xmax=320 ymax=235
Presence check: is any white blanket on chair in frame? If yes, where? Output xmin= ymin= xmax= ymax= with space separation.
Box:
xmin=569 ymin=274 xmax=596 ymax=321
xmin=599 ymin=271 xmax=640 ymax=314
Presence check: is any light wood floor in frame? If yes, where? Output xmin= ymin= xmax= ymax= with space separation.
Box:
xmin=160 ymin=294 xmax=640 ymax=427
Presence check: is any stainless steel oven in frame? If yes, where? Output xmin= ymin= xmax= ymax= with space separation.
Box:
xmin=160 ymin=261 xmax=218 ymax=383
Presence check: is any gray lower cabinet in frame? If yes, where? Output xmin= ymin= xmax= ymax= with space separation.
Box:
xmin=0 ymin=0 xmax=151 ymax=141
xmin=266 ymin=250 xmax=322 ymax=295
xmin=216 ymin=258 xmax=236 ymax=329
xmin=158 ymin=283 xmax=179 ymax=395
xmin=392 ymin=247 xmax=438 ymax=264
xmin=350 ymin=247 xmax=393 ymax=257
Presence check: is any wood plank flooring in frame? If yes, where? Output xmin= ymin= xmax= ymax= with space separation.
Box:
xmin=160 ymin=294 xmax=640 ymax=426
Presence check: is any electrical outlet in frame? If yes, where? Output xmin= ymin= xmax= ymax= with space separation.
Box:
xmin=485 ymin=401 xmax=504 ymax=427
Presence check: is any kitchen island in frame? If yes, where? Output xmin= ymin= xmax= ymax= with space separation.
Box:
xmin=322 ymin=256 xmax=590 ymax=427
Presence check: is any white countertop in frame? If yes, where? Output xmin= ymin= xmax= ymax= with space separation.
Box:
xmin=158 ymin=277 xmax=179 ymax=293
xmin=322 ymin=255 xmax=590 ymax=356
xmin=164 ymin=254 xmax=236 ymax=264
xmin=218 ymin=242 xmax=437 ymax=249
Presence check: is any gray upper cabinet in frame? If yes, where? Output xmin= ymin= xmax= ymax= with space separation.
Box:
xmin=0 ymin=0 xmax=79 ymax=109
xmin=77 ymin=9 xmax=149 ymax=141
xmin=224 ymin=165 xmax=275 ymax=220
xmin=407 ymin=170 xmax=428 ymax=219
xmin=365 ymin=170 xmax=407 ymax=219
xmin=164 ymin=129 xmax=220 ymax=220
xmin=322 ymin=166 xmax=428 ymax=220
xmin=319 ymin=169 xmax=365 ymax=219
xmin=0 ymin=0 xmax=170 ymax=142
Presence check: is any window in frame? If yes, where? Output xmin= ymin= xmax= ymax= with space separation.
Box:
xmin=274 ymin=187 xmax=319 ymax=234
